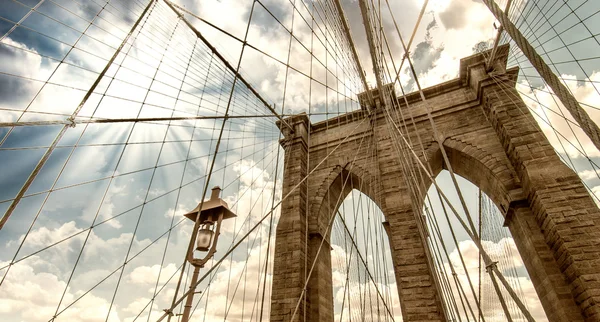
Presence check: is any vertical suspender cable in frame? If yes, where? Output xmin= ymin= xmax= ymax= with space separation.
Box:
xmin=478 ymin=189 xmax=483 ymax=322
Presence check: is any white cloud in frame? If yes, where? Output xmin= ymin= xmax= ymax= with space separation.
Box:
xmin=233 ymin=159 xmax=272 ymax=188
xmin=333 ymin=280 xmax=402 ymax=322
xmin=0 ymin=38 xmax=55 ymax=122
xmin=128 ymin=263 xmax=178 ymax=286
xmin=180 ymin=238 xmax=274 ymax=321
xmin=579 ymin=169 xmax=600 ymax=181
xmin=0 ymin=221 xmax=179 ymax=322
xmin=0 ymin=37 xmax=52 ymax=79
xmin=450 ymin=238 xmax=523 ymax=274
xmin=122 ymin=297 xmax=151 ymax=315
xmin=518 ymin=72 xmax=600 ymax=158
xmin=330 ymin=194 xmax=402 ymax=322
xmin=220 ymin=159 xmax=280 ymax=234
xmin=0 ymin=257 xmax=120 ymax=322
xmin=591 ymin=186 xmax=600 ymax=206
xmin=184 ymin=0 xmax=355 ymax=113
xmin=411 ymin=0 xmax=496 ymax=89
xmin=84 ymin=179 xmax=129 ymax=229
xmin=444 ymin=239 xmax=548 ymax=322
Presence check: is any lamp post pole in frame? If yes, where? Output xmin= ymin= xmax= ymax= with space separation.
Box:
xmin=177 ymin=186 xmax=236 ymax=322
xmin=181 ymin=265 xmax=201 ymax=322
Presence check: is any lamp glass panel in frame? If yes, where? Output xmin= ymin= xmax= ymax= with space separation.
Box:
xmin=196 ymin=229 xmax=214 ymax=252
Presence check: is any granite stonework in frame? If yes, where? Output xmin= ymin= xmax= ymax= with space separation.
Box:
xmin=270 ymin=45 xmax=600 ymax=322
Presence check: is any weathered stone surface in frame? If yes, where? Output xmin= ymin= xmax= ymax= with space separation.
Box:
xmin=270 ymin=45 xmax=599 ymax=322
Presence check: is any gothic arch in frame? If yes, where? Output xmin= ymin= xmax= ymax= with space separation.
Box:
xmin=397 ymin=137 xmax=518 ymax=216
xmin=433 ymin=137 xmax=520 ymax=213
xmin=420 ymin=136 xmax=584 ymax=321
xmin=310 ymin=162 xmax=381 ymax=238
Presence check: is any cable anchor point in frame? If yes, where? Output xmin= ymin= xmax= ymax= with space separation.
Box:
xmin=66 ymin=117 xmax=76 ymax=128
xmin=485 ymin=261 xmax=499 ymax=272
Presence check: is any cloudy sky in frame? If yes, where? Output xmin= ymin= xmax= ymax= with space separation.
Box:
xmin=0 ymin=0 xmax=599 ymax=321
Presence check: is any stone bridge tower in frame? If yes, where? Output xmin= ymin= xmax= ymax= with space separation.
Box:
xmin=269 ymin=46 xmax=600 ymax=322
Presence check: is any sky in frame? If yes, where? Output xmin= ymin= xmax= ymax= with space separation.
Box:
xmin=0 ymin=0 xmax=599 ymax=321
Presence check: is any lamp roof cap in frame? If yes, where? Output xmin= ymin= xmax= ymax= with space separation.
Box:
xmin=183 ymin=187 xmax=236 ymax=221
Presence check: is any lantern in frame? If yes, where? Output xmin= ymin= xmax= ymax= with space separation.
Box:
xmin=196 ymin=223 xmax=214 ymax=252
xmin=177 ymin=186 xmax=236 ymax=322
xmin=183 ymin=186 xmax=236 ymax=267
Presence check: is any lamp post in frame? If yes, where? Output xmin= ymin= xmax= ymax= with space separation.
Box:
xmin=180 ymin=186 xmax=236 ymax=322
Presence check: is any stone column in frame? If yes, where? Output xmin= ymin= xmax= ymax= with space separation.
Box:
xmin=385 ymin=207 xmax=447 ymax=322
xmin=271 ymin=114 xmax=310 ymax=322
xmin=306 ymin=232 xmax=334 ymax=322
xmin=376 ymin=129 xmax=446 ymax=322
xmin=507 ymin=201 xmax=584 ymax=321
xmin=470 ymin=56 xmax=600 ymax=320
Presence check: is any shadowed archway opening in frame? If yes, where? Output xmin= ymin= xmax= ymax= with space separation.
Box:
xmin=423 ymin=170 xmax=549 ymax=321
xmin=330 ymin=189 xmax=402 ymax=322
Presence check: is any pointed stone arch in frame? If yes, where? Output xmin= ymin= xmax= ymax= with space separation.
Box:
xmin=425 ymin=136 xmax=583 ymax=321
xmin=302 ymin=162 xmax=382 ymax=322
xmin=310 ymin=162 xmax=381 ymax=232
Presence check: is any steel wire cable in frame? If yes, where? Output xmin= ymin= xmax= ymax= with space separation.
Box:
xmin=368 ymin=3 xmax=536 ymax=320
xmin=5 ymin=0 xmax=594 ymax=319
xmin=0 ymin=9 xmax=285 ymax=129
xmin=50 ymin=113 xmax=286 ymax=321
xmin=373 ymin=2 xmax=487 ymax=318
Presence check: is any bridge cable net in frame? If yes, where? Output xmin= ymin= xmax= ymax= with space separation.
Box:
xmin=0 ymin=0 xmax=402 ymax=321
xmin=0 ymin=0 xmax=598 ymax=321
xmin=478 ymin=0 xmax=600 ymax=201
xmin=332 ymin=192 xmax=400 ymax=321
